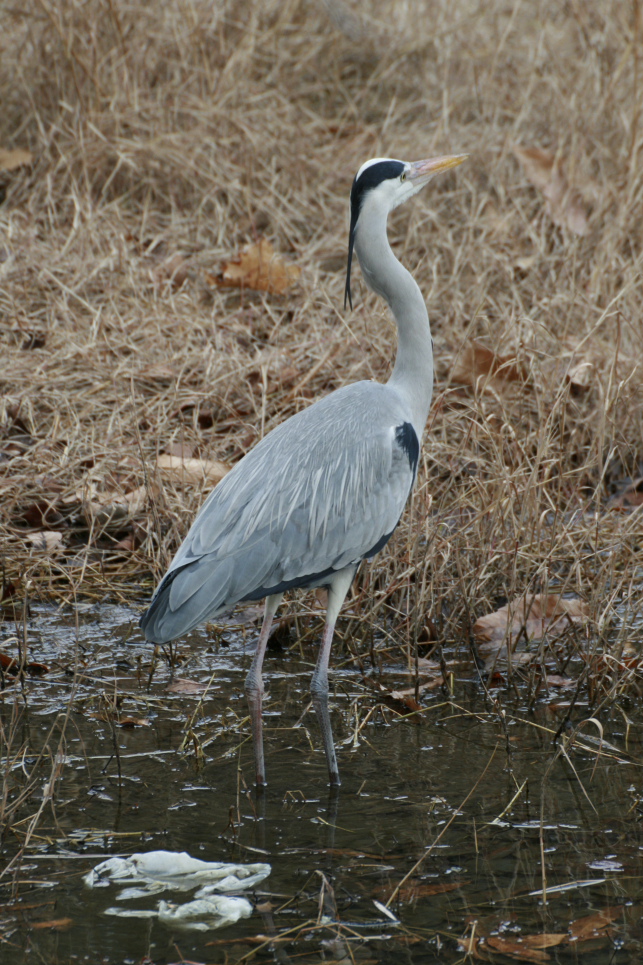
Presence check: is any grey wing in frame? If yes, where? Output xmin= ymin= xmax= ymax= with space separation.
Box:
xmin=140 ymin=383 xmax=419 ymax=642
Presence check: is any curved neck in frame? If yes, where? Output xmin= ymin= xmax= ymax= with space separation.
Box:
xmin=353 ymin=204 xmax=434 ymax=435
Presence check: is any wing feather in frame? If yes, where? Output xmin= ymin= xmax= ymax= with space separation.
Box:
xmin=141 ymin=382 xmax=419 ymax=641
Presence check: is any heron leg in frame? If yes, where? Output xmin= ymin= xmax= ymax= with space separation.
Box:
xmin=245 ymin=593 xmax=283 ymax=787
xmin=310 ymin=566 xmax=356 ymax=787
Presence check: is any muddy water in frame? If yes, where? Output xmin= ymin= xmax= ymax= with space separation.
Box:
xmin=1 ymin=602 xmax=642 ymax=963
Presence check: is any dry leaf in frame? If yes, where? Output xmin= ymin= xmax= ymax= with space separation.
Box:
xmin=513 ymin=145 xmax=597 ymax=236
xmin=520 ymin=934 xmax=568 ymax=949
xmin=112 ymin=534 xmax=137 ymax=553
xmin=390 ymin=679 xmax=444 ymax=701
xmin=82 ymin=484 xmax=150 ymax=526
xmin=458 ymin=934 xmax=485 ymax=959
xmin=1 ymin=651 xmax=51 ymax=676
xmin=0 ymin=652 xmax=18 ymax=673
xmin=568 ymin=906 xmax=622 ymax=941
xmin=608 ymin=478 xmax=643 ymax=511
xmin=119 ymin=716 xmax=152 ymax=728
xmin=0 ymin=147 xmax=32 ymax=172
xmin=211 ymin=238 xmax=301 ymax=295
xmin=163 ymin=441 xmax=194 ymax=459
xmin=135 ymin=363 xmax=178 ymax=382
xmin=151 ymin=252 xmax=189 ymax=290
xmin=473 ymin=594 xmax=589 ymax=671
xmin=451 ymin=341 xmax=527 ymax=390
xmin=26 ymin=531 xmax=64 ymax=554
xmin=31 ymin=917 xmax=73 ymax=930
xmin=362 ymin=678 xmax=425 ymax=714
xmin=566 ymin=360 xmax=593 ymax=393
xmin=545 ymin=674 xmax=575 ymax=688
xmin=485 ymin=935 xmax=551 ymax=962
xmin=25 ymin=661 xmax=50 ymax=676
xmin=378 ymin=879 xmax=468 ymax=902
xmin=214 ymin=605 xmax=264 ymax=627
xmin=165 ymin=678 xmax=205 ymax=694
xmin=156 ymin=453 xmax=229 ymax=486
xmin=416 ymin=657 xmax=442 ymax=676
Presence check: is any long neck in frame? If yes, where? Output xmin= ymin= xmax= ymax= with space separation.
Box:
xmin=353 ymin=204 xmax=434 ymax=436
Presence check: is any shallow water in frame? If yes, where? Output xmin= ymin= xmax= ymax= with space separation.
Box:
xmin=1 ymin=602 xmax=642 ymax=963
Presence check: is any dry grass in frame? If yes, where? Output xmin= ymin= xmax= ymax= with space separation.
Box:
xmin=1 ymin=0 xmax=643 ymax=691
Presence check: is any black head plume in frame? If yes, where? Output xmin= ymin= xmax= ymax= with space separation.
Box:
xmin=344 ymin=175 xmax=359 ymax=310
xmin=344 ymin=159 xmax=405 ymax=311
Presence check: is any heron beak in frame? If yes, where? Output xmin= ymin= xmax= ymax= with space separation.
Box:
xmin=408 ymin=154 xmax=468 ymax=184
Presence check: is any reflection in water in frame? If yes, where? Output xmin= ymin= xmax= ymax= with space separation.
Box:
xmin=1 ymin=602 xmax=641 ymax=962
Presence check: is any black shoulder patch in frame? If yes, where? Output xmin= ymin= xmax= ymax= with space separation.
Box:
xmin=345 ymin=160 xmax=405 ymax=310
xmin=395 ymin=422 xmax=419 ymax=474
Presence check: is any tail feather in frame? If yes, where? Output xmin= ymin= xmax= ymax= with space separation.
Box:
xmin=139 ymin=564 xmax=227 ymax=643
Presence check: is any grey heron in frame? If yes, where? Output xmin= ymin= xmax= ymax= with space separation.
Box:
xmin=140 ymin=153 xmax=467 ymax=786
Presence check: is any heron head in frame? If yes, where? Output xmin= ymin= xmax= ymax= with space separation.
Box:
xmin=344 ymin=154 xmax=467 ymax=309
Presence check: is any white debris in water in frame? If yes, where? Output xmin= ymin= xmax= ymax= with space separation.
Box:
xmin=84 ymin=850 xmax=270 ymax=891
xmin=157 ymin=895 xmax=253 ymax=931
xmin=84 ymin=849 xmax=270 ymax=931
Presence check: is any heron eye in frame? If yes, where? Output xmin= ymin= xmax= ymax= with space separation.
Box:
xmin=400 ymin=172 xmax=407 ymax=182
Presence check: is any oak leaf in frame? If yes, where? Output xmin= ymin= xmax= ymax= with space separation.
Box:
xmin=211 ymin=239 xmax=301 ymax=295
xmin=513 ymin=145 xmax=598 ymax=236
xmin=165 ymin=678 xmax=206 ymax=694
xmin=485 ymin=935 xmax=551 ymax=962
xmin=473 ymin=594 xmax=589 ymax=671
xmin=26 ymin=531 xmax=64 ymax=554
xmin=608 ymin=477 xmax=643 ymax=511
xmin=568 ymin=906 xmax=622 ymax=941
xmin=451 ymin=341 xmax=527 ymax=390
xmin=0 ymin=147 xmax=32 ymax=172
xmin=156 ymin=453 xmax=229 ymax=486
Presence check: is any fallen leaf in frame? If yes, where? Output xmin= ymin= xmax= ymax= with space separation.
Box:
xmin=81 ymin=484 xmax=150 ymax=527
xmin=111 ymin=534 xmax=137 ymax=553
xmin=608 ymin=478 xmax=643 ymax=511
xmin=0 ymin=147 xmax=32 ymax=172
xmin=25 ymin=661 xmax=50 ymax=676
xmin=566 ymin=360 xmax=593 ymax=393
xmin=545 ymin=674 xmax=575 ymax=688
xmin=163 ymin=441 xmax=195 ymax=459
xmin=513 ymin=145 xmax=598 ymax=236
xmin=26 ymin=531 xmax=64 ymax=553
xmin=416 ymin=657 xmax=442 ymax=676
xmin=520 ymin=934 xmax=568 ymax=949
xmin=458 ymin=934 xmax=485 ymax=959
xmin=485 ymin=935 xmax=551 ymax=962
xmin=212 ymin=605 xmax=264 ymax=627
xmin=390 ymin=679 xmax=444 ymax=700
xmin=31 ymin=917 xmax=73 ymax=930
xmin=568 ymin=906 xmax=622 ymax=941
xmin=210 ymin=238 xmax=301 ymax=295
xmin=387 ymin=691 xmax=422 ymax=712
xmin=151 ymin=252 xmax=189 ymax=290
xmin=473 ymin=594 xmax=589 ymax=671
xmin=377 ymin=879 xmax=468 ymax=901
xmin=119 ymin=717 xmax=152 ymax=728
xmin=0 ymin=652 xmax=18 ymax=673
xmin=135 ymin=363 xmax=178 ymax=382
xmin=156 ymin=453 xmax=229 ymax=486
xmin=165 ymin=678 xmax=205 ymax=694
xmin=362 ymin=678 xmax=427 ymax=715
xmin=1 ymin=577 xmax=23 ymax=618
xmin=17 ymin=501 xmax=64 ymax=528
xmin=451 ymin=341 xmax=527 ymax=390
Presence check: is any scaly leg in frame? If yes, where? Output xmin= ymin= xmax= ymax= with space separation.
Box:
xmin=310 ymin=566 xmax=356 ymax=786
xmin=245 ymin=593 xmax=283 ymax=786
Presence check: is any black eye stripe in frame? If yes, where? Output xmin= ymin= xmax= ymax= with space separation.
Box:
xmin=350 ymin=161 xmax=405 ymax=214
